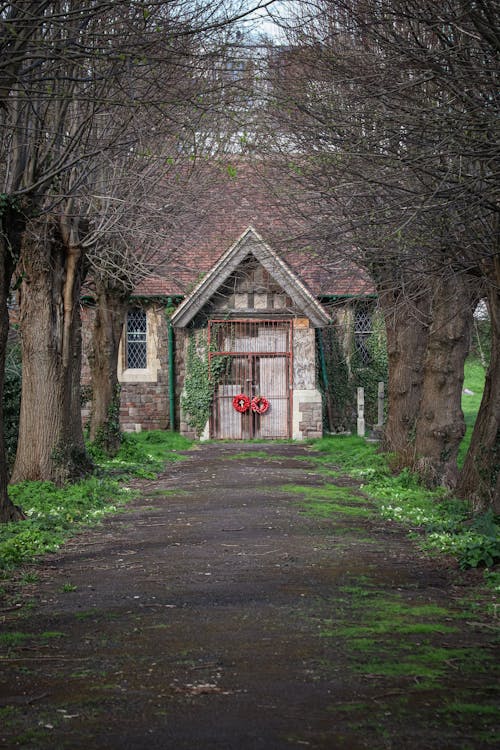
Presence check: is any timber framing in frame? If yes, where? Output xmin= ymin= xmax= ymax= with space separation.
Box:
xmin=170 ymin=227 xmax=331 ymax=329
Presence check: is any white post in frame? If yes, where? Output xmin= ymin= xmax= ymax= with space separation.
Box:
xmin=357 ymin=387 xmax=365 ymax=437
xmin=377 ymin=381 xmax=385 ymax=428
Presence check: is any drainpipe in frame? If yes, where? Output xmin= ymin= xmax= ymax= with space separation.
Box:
xmin=316 ymin=328 xmax=334 ymax=433
xmin=167 ymin=298 xmax=175 ymax=431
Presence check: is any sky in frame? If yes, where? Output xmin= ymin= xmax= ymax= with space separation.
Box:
xmin=243 ymin=1 xmax=290 ymax=42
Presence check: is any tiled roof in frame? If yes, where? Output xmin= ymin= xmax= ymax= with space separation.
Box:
xmin=134 ymin=161 xmax=374 ymax=299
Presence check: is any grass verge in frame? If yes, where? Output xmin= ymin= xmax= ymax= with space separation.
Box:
xmin=0 ymin=431 xmax=192 ymax=571
xmin=459 ymin=358 xmax=487 ymax=467
xmin=308 ymin=435 xmax=499 ymax=592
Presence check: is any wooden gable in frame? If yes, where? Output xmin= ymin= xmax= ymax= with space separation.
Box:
xmin=170 ymin=227 xmax=331 ymax=328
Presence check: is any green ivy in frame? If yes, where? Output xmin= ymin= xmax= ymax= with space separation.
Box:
xmin=351 ymin=312 xmax=388 ymax=426
xmin=90 ymin=383 xmax=122 ymax=456
xmin=318 ymin=326 xmax=352 ymax=431
xmin=319 ymin=311 xmax=388 ymax=431
xmin=181 ymin=333 xmax=213 ymax=436
xmin=0 ymin=193 xmax=20 ymax=217
xmin=181 ymin=331 xmax=230 ymax=437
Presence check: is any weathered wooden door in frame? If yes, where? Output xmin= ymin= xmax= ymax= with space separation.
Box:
xmin=209 ymin=320 xmax=292 ymax=440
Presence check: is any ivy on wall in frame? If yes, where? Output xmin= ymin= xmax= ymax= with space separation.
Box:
xmin=318 ymin=326 xmax=352 ymax=431
xmin=351 ymin=312 xmax=388 ymax=426
xmin=181 ymin=333 xmax=212 ymax=436
xmin=319 ymin=309 xmax=388 ymax=432
xmin=181 ymin=329 xmax=231 ymax=437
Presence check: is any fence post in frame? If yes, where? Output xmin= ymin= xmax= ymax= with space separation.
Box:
xmin=377 ymin=381 xmax=385 ymax=428
xmin=357 ymin=387 xmax=365 ymax=437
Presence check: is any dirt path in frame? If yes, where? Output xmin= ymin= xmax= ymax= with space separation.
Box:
xmin=1 ymin=442 xmax=498 ymax=749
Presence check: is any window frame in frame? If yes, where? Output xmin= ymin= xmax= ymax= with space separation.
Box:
xmin=125 ymin=308 xmax=148 ymax=370
xmin=353 ymin=304 xmax=373 ymax=365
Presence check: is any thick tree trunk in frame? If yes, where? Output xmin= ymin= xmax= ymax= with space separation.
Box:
xmin=11 ymin=216 xmax=91 ymax=485
xmin=457 ymin=268 xmax=500 ymax=512
xmin=0 ymin=205 xmax=26 ymax=521
xmin=88 ymin=282 xmax=130 ymax=455
xmin=413 ymin=275 xmax=475 ymax=488
xmin=378 ymin=284 xmax=431 ymax=465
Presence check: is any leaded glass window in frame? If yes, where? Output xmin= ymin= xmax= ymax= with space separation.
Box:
xmin=354 ymin=306 xmax=372 ymax=365
xmin=126 ymin=308 xmax=147 ymax=369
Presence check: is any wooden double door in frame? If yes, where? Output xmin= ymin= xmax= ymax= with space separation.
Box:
xmin=209 ymin=320 xmax=292 ymax=440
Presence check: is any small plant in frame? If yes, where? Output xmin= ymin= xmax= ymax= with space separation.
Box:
xmin=61 ymin=583 xmax=77 ymax=592
xmin=0 ymin=631 xmax=31 ymax=647
xmin=20 ymin=572 xmax=39 ymax=584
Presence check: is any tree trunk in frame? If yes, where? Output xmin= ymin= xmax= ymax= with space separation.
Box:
xmin=457 ymin=265 xmax=500 ymax=512
xmin=88 ymin=282 xmax=130 ymax=455
xmin=0 ymin=204 xmax=26 ymax=521
xmin=11 ymin=215 xmax=91 ymax=485
xmin=378 ymin=284 xmax=431 ymax=465
xmin=413 ymin=275 xmax=475 ymax=488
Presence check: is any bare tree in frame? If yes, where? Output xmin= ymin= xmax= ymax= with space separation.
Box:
xmin=0 ymin=0 xmax=275 ymax=516
xmin=263 ymin=0 xmax=498 ymax=505
xmin=83 ymin=150 xmax=209 ymax=454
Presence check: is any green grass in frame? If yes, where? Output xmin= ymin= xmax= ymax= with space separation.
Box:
xmin=307 ymin=428 xmax=499 ymax=574
xmin=318 ymin=580 xmax=497 ymax=691
xmin=289 ymin=357 xmax=497 ymax=573
xmin=0 ymin=431 xmax=193 ymax=571
xmin=283 ymin=482 xmax=373 ymax=518
xmin=89 ymin=429 xmax=192 ymax=478
xmin=459 ymin=358 xmax=487 ymax=466
xmin=0 ymin=630 xmax=65 ymax=647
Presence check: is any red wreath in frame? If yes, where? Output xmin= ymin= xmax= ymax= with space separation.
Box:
xmin=232 ymin=394 xmax=251 ymax=413
xmin=251 ymin=395 xmax=269 ymax=414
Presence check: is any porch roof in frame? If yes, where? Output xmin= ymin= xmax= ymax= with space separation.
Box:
xmin=170 ymin=227 xmax=331 ymax=328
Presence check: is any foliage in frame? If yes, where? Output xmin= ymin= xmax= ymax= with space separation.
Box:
xmin=0 ymin=430 xmax=192 ymax=570
xmin=0 ymin=477 xmax=129 ymax=568
xmin=181 ymin=333 xmax=213 ymax=436
xmin=318 ymin=325 xmax=352 ymax=431
xmin=319 ymin=310 xmax=387 ymax=431
xmin=310 ymin=436 xmax=500 ymax=571
xmin=0 ymin=194 xmax=20 ymax=217
xmin=181 ymin=331 xmax=230 ymax=437
xmin=89 ymin=383 xmax=122 ymax=456
xmin=89 ymin=429 xmax=192 ymax=478
xmin=350 ymin=312 xmax=388 ymax=427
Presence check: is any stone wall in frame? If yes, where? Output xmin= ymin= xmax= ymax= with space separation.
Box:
xmin=119 ymin=380 xmax=169 ymax=432
xmin=119 ymin=305 xmax=170 ymax=431
xmin=81 ymin=303 xmax=172 ymax=433
xmin=291 ymin=322 xmax=323 ymax=439
xmin=82 ymin=304 xmax=327 ymax=440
